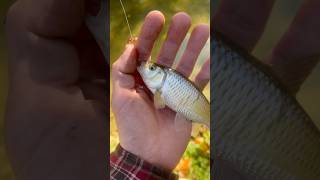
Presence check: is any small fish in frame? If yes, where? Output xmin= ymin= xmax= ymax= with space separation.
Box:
xmin=138 ymin=61 xmax=210 ymax=127
xmin=212 ymin=30 xmax=320 ymax=180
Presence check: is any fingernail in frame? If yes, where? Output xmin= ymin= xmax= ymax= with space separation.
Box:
xmin=125 ymin=44 xmax=134 ymax=49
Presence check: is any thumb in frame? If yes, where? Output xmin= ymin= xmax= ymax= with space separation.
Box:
xmin=112 ymin=44 xmax=137 ymax=89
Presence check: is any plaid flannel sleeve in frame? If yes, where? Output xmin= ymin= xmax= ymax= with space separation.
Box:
xmin=110 ymin=145 xmax=178 ymax=180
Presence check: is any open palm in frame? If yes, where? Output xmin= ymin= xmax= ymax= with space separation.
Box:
xmin=112 ymin=11 xmax=209 ymax=170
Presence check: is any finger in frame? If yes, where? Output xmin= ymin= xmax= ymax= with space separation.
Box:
xmin=194 ymin=59 xmax=210 ymax=90
xmin=176 ymin=24 xmax=209 ymax=77
xmin=5 ymin=0 xmax=86 ymax=87
xmin=112 ymin=70 xmax=135 ymax=89
xmin=17 ymin=0 xmax=85 ymax=37
xmin=136 ymin=11 xmax=165 ymax=61
xmin=112 ymin=44 xmax=137 ymax=89
xmin=266 ymin=0 xmax=320 ymax=94
xmin=157 ymin=12 xmax=191 ymax=67
xmin=213 ymin=0 xmax=275 ymax=51
xmin=113 ymin=44 xmax=137 ymax=74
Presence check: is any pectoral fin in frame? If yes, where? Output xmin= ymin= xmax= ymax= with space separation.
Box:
xmin=154 ymin=90 xmax=165 ymax=109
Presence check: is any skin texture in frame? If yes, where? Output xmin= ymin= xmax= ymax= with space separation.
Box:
xmin=213 ymin=0 xmax=320 ymax=179
xmin=5 ymin=0 xmax=107 ymax=179
xmin=112 ymin=11 xmax=210 ymax=170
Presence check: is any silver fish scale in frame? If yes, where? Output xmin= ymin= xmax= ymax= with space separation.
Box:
xmin=212 ymin=34 xmax=320 ymax=180
xmin=161 ymin=69 xmax=208 ymax=124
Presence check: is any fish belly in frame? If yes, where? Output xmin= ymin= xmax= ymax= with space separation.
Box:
xmin=162 ymin=70 xmax=210 ymax=126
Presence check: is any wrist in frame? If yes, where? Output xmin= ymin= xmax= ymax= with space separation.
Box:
xmin=119 ymin=142 xmax=180 ymax=170
xmin=110 ymin=145 xmax=178 ymax=180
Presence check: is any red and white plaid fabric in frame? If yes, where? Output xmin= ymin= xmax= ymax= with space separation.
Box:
xmin=110 ymin=145 xmax=178 ymax=180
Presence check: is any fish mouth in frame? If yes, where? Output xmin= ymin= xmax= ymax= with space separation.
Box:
xmin=137 ymin=61 xmax=146 ymax=75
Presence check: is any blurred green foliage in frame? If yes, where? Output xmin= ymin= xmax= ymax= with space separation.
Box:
xmin=179 ymin=130 xmax=210 ymax=180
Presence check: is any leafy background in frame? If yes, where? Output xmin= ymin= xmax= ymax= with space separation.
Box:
xmin=0 ymin=0 xmax=319 ymax=179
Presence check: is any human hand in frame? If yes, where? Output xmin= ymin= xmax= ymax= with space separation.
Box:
xmin=112 ymin=11 xmax=209 ymax=170
xmin=213 ymin=0 xmax=320 ymax=94
xmin=5 ymin=0 xmax=107 ymax=179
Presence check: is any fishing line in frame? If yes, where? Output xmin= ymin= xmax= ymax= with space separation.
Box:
xmin=119 ymin=0 xmax=133 ymax=39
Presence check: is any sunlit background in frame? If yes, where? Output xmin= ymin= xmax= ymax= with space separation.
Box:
xmin=0 ymin=0 xmax=319 ymax=179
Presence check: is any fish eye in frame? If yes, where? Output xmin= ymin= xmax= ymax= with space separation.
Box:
xmin=149 ymin=65 xmax=156 ymax=71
